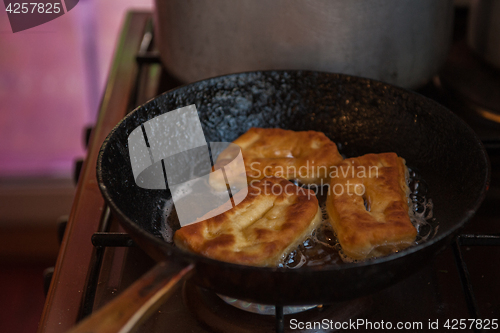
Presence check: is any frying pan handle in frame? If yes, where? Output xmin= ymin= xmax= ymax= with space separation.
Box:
xmin=67 ymin=261 xmax=195 ymax=333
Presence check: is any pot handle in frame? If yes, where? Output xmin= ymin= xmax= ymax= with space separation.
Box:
xmin=67 ymin=261 xmax=195 ymax=333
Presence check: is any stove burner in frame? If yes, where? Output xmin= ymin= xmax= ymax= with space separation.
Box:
xmin=217 ymin=295 xmax=317 ymax=315
xmin=183 ymin=281 xmax=371 ymax=333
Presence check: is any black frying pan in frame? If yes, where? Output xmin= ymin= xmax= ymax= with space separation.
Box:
xmin=76 ymin=71 xmax=489 ymax=332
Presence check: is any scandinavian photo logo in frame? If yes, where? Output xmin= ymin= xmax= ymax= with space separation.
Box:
xmin=127 ymin=105 xmax=249 ymax=227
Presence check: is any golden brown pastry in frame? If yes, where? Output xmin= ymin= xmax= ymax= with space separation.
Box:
xmin=213 ymin=128 xmax=343 ymax=187
xmin=326 ymin=153 xmax=417 ymax=261
xmin=174 ymin=177 xmax=322 ymax=266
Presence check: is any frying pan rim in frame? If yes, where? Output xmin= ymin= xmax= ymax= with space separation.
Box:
xmin=96 ymin=69 xmax=490 ymax=273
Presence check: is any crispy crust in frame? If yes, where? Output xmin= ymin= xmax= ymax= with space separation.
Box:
xmin=214 ymin=128 xmax=343 ymax=186
xmin=326 ymin=153 xmax=417 ymax=261
xmin=174 ymin=177 xmax=322 ymax=267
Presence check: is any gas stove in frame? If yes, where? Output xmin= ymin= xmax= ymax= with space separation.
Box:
xmin=38 ymin=11 xmax=500 ymax=333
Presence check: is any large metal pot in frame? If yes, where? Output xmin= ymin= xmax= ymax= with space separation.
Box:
xmin=153 ymin=0 xmax=454 ymax=89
